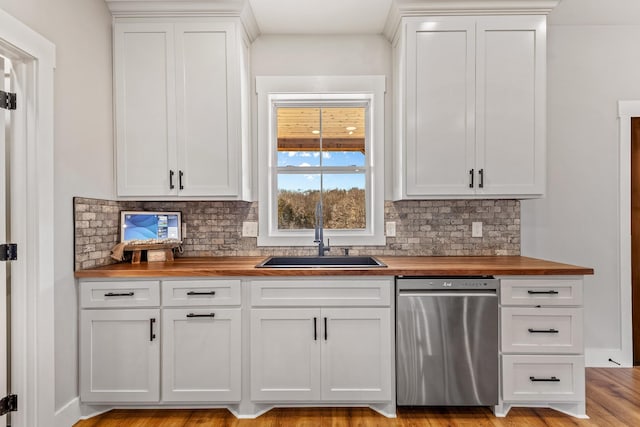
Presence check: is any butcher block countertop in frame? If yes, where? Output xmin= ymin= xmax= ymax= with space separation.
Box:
xmin=74 ymin=256 xmax=594 ymax=278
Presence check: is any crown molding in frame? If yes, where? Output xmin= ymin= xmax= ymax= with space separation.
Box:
xmin=105 ymin=0 xmax=260 ymax=40
xmin=384 ymin=0 xmax=561 ymax=40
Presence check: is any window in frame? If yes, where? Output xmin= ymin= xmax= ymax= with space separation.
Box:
xmin=256 ymin=76 xmax=385 ymax=247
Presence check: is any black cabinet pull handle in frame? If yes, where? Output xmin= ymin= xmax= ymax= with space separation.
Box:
xmin=169 ymin=170 xmax=175 ymax=189
xmin=186 ymin=291 xmax=216 ymax=296
xmin=469 ymin=169 xmax=474 ymax=188
xmin=179 ymin=170 xmax=184 ymax=190
xmin=104 ymin=292 xmax=134 ymax=297
xmin=324 ymin=317 xmax=328 ymax=341
xmin=530 ymin=376 xmax=560 ymax=382
xmin=313 ymin=317 xmax=317 ymax=341
xmin=186 ymin=313 xmax=215 ymax=318
xmin=528 ymin=328 xmax=559 ymax=334
xmin=528 ymin=290 xmax=559 ymax=295
xmin=478 ymin=168 xmax=484 ymax=188
xmin=149 ymin=318 xmax=156 ymax=341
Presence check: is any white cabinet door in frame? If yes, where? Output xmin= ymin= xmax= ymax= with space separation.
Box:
xmin=321 ymin=308 xmax=392 ymax=401
xmin=114 ymin=23 xmax=177 ymax=197
xmin=162 ymin=308 xmax=241 ymax=402
xmin=397 ymin=15 xmax=546 ymax=199
xmin=175 ymin=22 xmax=240 ymax=197
xmin=476 ymin=16 xmax=545 ymax=196
xmin=250 ymin=309 xmax=321 ymax=401
xmin=80 ymin=309 xmax=160 ymax=403
xmin=114 ymin=20 xmax=245 ymax=198
xmin=405 ymin=18 xmax=476 ymax=197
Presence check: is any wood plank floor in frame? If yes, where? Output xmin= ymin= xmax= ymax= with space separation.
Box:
xmin=74 ymin=368 xmax=639 ymax=426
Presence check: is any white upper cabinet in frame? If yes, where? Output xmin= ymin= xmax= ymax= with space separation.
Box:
xmin=393 ymin=15 xmax=546 ymax=199
xmin=114 ymin=19 xmax=251 ymax=199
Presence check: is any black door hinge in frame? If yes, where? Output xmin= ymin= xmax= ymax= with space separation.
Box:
xmin=0 ymin=90 xmax=16 ymax=110
xmin=0 ymin=394 xmax=17 ymax=416
xmin=0 ymin=243 xmax=17 ymax=261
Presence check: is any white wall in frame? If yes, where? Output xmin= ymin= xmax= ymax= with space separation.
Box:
xmin=251 ymin=34 xmax=394 ymax=196
xmin=0 ymin=0 xmax=113 ymax=410
xmin=522 ymin=0 xmax=640 ymax=365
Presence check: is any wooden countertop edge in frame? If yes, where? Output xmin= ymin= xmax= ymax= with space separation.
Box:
xmin=74 ymin=256 xmax=594 ymax=279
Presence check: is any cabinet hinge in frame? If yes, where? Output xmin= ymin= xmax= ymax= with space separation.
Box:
xmin=0 ymin=394 xmax=17 ymax=416
xmin=0 ymin=90 xmax=17 ymax=110
xmin=0 ymin=243 xmax=17 ymax=261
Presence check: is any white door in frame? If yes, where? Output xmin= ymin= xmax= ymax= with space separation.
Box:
xmin=475 ymin=16 xmax=545 ymax=196
xmin=321 ymin=308 xmax=392 ymax=401
xmin=250 ymin=308 xmax=321 ymax=401
xmin=0 ymin=55 xmax=8 ymax=424
xmin=114 ymin=23 xmax=177 ymax=197
xmin=80 ymin=309 xmax=160 ymax=403
xmin=405 ymin=17 xmax=476 ymax=197
xmin=175 ymin=22 xmax=239 ymax=197
xmin=162 ymin=308 xmax=241 ymax=402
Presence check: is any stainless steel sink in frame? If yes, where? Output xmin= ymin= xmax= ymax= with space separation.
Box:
xmin=256 ymin=255 xmax=387 ymax=268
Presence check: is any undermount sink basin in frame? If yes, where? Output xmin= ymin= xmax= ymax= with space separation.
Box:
xmin=256 ymin=255 xmax=387 ymax=268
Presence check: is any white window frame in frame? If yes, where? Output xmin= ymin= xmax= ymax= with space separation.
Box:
xmin=256 ymin=76 xmax=386 ymax=247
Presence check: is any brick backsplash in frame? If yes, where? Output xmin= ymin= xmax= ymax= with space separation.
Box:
xmin=74 ymin=197 xmax=520 ymax=270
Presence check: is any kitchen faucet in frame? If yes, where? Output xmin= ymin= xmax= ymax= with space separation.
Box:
xmin=314 ymin=201 xmax=330 ymax=256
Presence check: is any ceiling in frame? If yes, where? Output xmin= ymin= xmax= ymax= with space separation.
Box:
xmin=247 ymin=0 xmax=394 ymax=35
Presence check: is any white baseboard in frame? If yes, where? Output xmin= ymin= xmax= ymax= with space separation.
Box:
xmin=55 ymin=398 xmax=80 ymax=427
xmin=55 ymin=397 xmax=113 ymax=427
xmin=585 ymin=347 xmax=632 ymax=367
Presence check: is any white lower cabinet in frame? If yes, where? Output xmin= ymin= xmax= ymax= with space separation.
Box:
xmin=80 ymin=308 xmax=160 ymax=403
xmin=250 ymin=278 xmax=394 ymax=406
xmin=497 ymin=277 xmax=586 ymax=418
xmin=79 ymin=278 xmax=241 ymax=405
xmin=251 ymin=307 xmax=391 ymax=402
xmin=250 ymin=309 xmax=321 ymax=401
xmin=162 ymin=308 xmax=241 ymax=402
xmin=321 ymin=308 xmax=391 ymax=401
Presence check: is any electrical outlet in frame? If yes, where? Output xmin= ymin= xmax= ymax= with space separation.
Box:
xmin=242 ymin=221 xmax=258 ymax=237
xmin=472 ymin=222 xmax=483 ymax=238
xmin=386 ymin=221 xmax=397 ymax=237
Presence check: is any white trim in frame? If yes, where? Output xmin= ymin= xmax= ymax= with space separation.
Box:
xmin=383 ymin=0 xmax=560 ymax=40
xmin=0 ymin=7 xmax=56 ymax=427
xmin=255 ymin=76 xmax=386 ymax=248
xmin=615 ymin=100 xmax=639 ymax=367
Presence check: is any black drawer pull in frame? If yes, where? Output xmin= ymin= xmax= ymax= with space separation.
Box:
xmin=469 ymin=169 xmax=474 ymax=188
xmin=478 ymin=168 xmax=484 ymax=188
xmin=149 ymin=318 xmax=156 ymax=341
xmin=186 ymin=313 xmax=215 ymax=318
xmin=530 ymin=376 xmax=560 ymax=382
xmin=104 ymin=292 xmax=134 ymax=297
xmin=528 ymin=328 xmax=559 ymax=334
xmin=186 ymin=291 xmax=216 ymax=296
xmin=169 ymin=170 xmax=175 ymax=189
xmin=527 ymin=290 xmax=559 ymax=295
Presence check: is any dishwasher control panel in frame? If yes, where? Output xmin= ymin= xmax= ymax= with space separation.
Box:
xmin=396 ymin=276 xmax=498 ymax=291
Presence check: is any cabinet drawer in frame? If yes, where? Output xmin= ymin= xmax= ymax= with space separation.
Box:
xmin=501 ymin=307 xmax=583 ymax=354
xmin=80 ymin=280 xmax=160 ymax=308
xmin=500 ymin=278 xmax=583 ymax=306
xmin=162 ymin=280 xmax=241 ymax=306
xmin=502 ymin=355 xmax=585 ymax=402
xmin=251 ymin=278 xmax=392 ymax=307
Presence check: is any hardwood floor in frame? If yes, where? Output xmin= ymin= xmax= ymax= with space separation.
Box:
xmin=74 ymin=368 xmax=639 ymax=426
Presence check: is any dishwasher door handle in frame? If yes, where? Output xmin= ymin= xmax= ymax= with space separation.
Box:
xmin=397 ymin=291 xmax=497 ymax=298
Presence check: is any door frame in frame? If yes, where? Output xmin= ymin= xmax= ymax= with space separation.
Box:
xmin=0 ymin=7 xmax=56 ymax=427
xmin=617 ymin=100 xmax=640 ymax=367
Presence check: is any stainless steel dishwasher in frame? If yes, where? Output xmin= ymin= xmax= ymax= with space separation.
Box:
xmin=396 ymin=276 xmax=499 ymax=406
